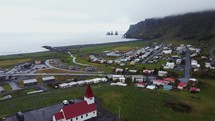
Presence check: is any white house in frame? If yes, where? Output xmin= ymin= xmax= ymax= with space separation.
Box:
xmin=191 ymin=60 xmax=200 ymax=68
xmin=53 ymin=84 xmax=97 ymax=121
xmin=146 ymin=85 xmax=156 ymax=90
xmin=132 ymin=75 xmax=144 ymax=82
xmin=59 ymin=83 xmax=70 ymax=88
xmin=115 ymin=68 xmax=123 ymax=73
xmin=135 ymin=82 xmax=147 ymax=88
xmin=158 ymin=71 xmax=168 ymax=77
xmin=23 ymin=79 xmax=37 ymax=85
xmin=163 ymin=50 xmax=172 ymax=54
xmin=110 ymin=82 xmax=127 ymax=86
xmin=164 ymin=62 xmax=175 ymax=69
xmin=42 ymin=76 xmax=55 ymax=82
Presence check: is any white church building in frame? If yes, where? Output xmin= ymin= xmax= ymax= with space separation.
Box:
xmin=53 ymin=84 xmax=97 ymax=121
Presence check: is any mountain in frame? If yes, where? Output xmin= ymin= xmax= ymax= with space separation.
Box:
xmin=125 ymin=10 xmax=215 ymax=51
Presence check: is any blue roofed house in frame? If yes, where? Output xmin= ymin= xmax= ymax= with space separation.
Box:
xmin=163 ymin=85 xmax=173 ymax=91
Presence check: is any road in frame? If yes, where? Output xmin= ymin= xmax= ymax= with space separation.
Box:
xmin=68 ymin=52 xmax=90 ymax=67
xmin=180 ymin=47 xmax=191 ymax=83
xmin=210 ymin=48 xmax=215 ymax=65
xmin=142 ymin=44 xmax=164 ymax=64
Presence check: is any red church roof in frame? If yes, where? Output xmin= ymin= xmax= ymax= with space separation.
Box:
xmin=85 ymin=84 xmax=94 ymax=98
xmin=62 ymin=101 xmax=96 ymax=120
xmin=54 ymin=112 xmax=64 ymax=120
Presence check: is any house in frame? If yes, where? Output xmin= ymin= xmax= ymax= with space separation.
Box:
xmin=59 ymin=83 xmax=70 ymax=88
xmin=35 ymin=60 xmax=42 ymax=64
xmin=191 ymin=60 xmax=200 ymax=68
xmin=135 ymin=82 xmax=147 ymax=88
xmin=163 ymin=85 xmax=173 ymax=91
xmin=0 ymin=86 xmax=4 ymax=93
xmin=163 ymin=50 xmax=172 ymax=54
xmin=164 ymin=62 xmax=175 ymax=69
xmin=68 ymin=82 xmax=77 ymax=87
xmin=132 ymin=75 xmax=144 ymax=82
xmin=189 ymin=87 xmax=200 ymax=92
xmin=42 ymin=76 xmax=55 ymax=82
xmin=111 ymin=75 xmax=126 ymax=83
xmin=110 ymin=82 xmax=127 ymax=86
xmin=53 ymin=84 xmax=97 ymax=121
xmin=158 ymin=71 xmax=168 ymax=77
xmin=128 ymin=70 xmax=138 ymax=74
xmin=178 ymin=82 xmax=187 ymax=89
xmin=176 ymin=59 xmax=182 ymax=65
xmin=189 ymin=78 xmax=197 ymax=82
xmin=146 ymin=85 xmax=156 ymax=90
xmin=115 ymin=68 xmax=123 ymax=73
xmin=23 ymin=79 xmax=37 ymax=86
xmin=143 ymin=69 xmax=154 ymax=74
xmin=77 ymin=81 xmax=86 ymax=86
xmin=107 ymin=60 xmax=113 ymax=64
xmin=163 ymin=78 xmax=175 ymax=83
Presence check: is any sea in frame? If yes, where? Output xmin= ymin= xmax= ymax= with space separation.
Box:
xmin=0 ymin=32 xmax=137 ymax=56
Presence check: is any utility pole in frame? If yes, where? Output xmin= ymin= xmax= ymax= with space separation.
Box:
xmin=119 ymin=106 xmax=121 ymax=120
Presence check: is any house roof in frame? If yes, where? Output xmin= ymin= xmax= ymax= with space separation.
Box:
xmin=178 ymin=82 xmax=187 ymax=87
xmin=164 ymin=78 xmax=175 ymax=82
xmin=62 ymin=101 xmax=96 ymax=120
xmin=85 ymin=84 xmax=94 ymax=98
xmin=54 ymin=112 xmax=64 ymax=120
xmin=136 ymin=82 xmax=147 ymax=85
xmin=190 ymin=87 xmax=200 ymax=91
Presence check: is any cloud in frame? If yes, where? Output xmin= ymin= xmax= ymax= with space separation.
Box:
xmin=0 ymin=0 xmax=214 ymax=32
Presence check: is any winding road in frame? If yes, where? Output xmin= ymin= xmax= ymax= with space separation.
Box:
xmin=68 ymin=52 xmax=90 ymax=67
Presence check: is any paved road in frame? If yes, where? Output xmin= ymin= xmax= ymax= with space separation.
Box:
xmin=142 ymin=44 xmax=164 ymax=64
xmin=210 ymin=48 xmax=215 ymax=65
xmin=8 ymin=81 xmax=21 ymax=90
xmin=180 ymin=47 xmax=191 ymax=83
xmin=68 ymin=52 xmax=90 ymax=67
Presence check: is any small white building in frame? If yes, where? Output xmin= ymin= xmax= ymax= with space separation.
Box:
xmin=68 ymin=82 xmax=77 ymax=87
xmin=23 ymin=79 xmax=37 ymax=85
xmin=158 ymin=71 xmax=168 ymax=77
xmin=176 ymin=59 xmax=182 ymax=65
xmin=146 ymin=85 xmax=156 ymax=90
xmin=115 ymin=68 xmax=124 ymax=73
xmin=164 ymin=62 xmax=175 ymax=69
xmin=59 ymin=83 xmax=70 ymax=88
xmin=163 ymin=50 xmax=172 ymax=54
xmin=42 ymin=76 xmax=55 ymax=82
xmin=132 ymin=75 xmax=144 ymax=82
xmin=191 ymin=60 xmax=200 ymax=68
xmin=110 ymin=82 xmax=127 ymax=86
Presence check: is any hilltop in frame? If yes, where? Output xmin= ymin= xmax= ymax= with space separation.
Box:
xmin=125 ymin=10 xmax=215 ymax=53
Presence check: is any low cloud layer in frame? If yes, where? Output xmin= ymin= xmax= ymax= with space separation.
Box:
xmin=0 ymin=0 xmax=214 ymax=32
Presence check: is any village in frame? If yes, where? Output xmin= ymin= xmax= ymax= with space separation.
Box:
xmin=0 ymin=42 xmax=215 ymax=121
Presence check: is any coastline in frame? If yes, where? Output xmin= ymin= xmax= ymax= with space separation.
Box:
xmin=0 ymin=38 xmax=140 ymax=57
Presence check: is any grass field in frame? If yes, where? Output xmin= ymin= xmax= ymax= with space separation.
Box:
xmin=0 ymin=78 xmax=214 ymax=121
xmin=0 ymin=58 xmax=32 ymax=68
xmin=1 ymin=84 xmax=12 ymax=92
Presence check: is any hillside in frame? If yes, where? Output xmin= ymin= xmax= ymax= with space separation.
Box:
xmin=125 ymin=10 xmax=215 ymax=52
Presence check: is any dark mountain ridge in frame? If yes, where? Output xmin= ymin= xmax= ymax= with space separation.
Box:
xmin=125 ymin=10 xmax=215 ymax=42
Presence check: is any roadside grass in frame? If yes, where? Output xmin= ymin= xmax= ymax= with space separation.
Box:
xmin=0 ymin=58 xmax=32 ymax=68
xmin=1 ymin=84 xmax=12 ymax=92
xmin=36 ymin=69 xmax=70 ymax=73
xmin=0 ymin=79 xmax=215 ymax=121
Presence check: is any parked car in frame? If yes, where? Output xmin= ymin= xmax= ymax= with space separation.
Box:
xmin=63 ymin=100 xmax=69 ymax=106
xmin=16 ymin=112 xmax=24 ymax=121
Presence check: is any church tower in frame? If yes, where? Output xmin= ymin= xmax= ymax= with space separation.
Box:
xmin=84 ymin=84 xmax=95 ymax=105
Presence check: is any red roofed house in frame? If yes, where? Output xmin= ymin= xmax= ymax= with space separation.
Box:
xmin=135 ymin=82 xmax=147 ymax=88
xmin=53 ymin=84 xmax=97 ymax=121
xmin=163 ymin=78 xmax=175 ymax=83
xmin=178 ymin=82 xmax=187 ymax=89
xmin=189 ymin=87 xmax=200 ymax=92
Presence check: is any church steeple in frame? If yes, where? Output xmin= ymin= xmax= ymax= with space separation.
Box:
xmin=84 ymin=84 xmax=95 ymax=105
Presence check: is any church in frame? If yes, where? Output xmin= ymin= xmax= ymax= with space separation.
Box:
xmin=53 ymin=84 xmax=97 ymax=121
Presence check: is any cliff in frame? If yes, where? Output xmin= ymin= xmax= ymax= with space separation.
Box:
xmin=125 ymin=10 xmax=215 ymax=42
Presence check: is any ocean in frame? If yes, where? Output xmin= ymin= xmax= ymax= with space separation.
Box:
xmin=0 ymin=32 xmax=136 ymax=55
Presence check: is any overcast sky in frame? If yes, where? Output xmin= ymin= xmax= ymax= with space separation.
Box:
xmin=0 ymin=0 xmax=215 ymax=32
